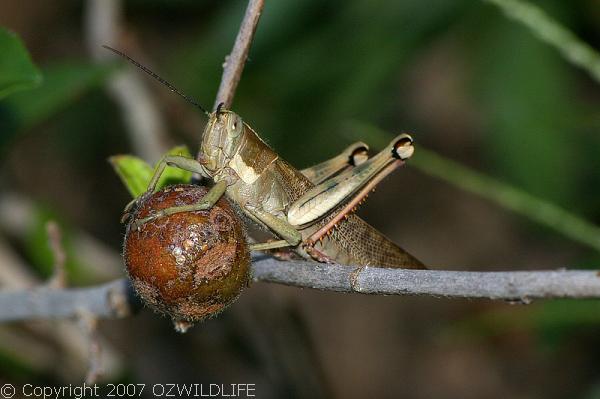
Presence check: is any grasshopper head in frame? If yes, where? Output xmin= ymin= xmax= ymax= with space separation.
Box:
xmin=200 ymin=109 xmax=245 ymax=175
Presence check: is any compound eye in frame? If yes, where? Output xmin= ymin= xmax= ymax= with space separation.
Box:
xmin=228 ymin=114 xmax=243 ymax=138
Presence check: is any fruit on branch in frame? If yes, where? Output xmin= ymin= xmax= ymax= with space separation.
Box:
xmin=123 ymin=184 xmax=250 ymax=332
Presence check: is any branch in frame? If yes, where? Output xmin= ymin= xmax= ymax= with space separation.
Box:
xmin=1 ymin=256 xmax=600 ymax=322
xmin=0 ymin=200 xmax=125 ymax=379
xmin=252 ymin=257 xmax=600 ymax=300
xmin=45 ymin=221 xmax=67 ymax=289
xmin=212 ymin=0 xmax=265 ymax=110
xmin=78 ymin=310 xmax=103 ymax=384
xmin=0 ymin=279 xmax=136 ymax=322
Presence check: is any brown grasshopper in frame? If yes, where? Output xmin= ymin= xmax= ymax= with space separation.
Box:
xmin=107 ymin=46 xmax=424 ymax=269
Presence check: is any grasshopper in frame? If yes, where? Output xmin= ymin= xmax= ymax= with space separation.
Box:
xmin=108 ymin=46 xmax=424 ymax=269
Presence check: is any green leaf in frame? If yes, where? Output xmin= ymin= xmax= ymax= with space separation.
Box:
xmin=110 ymin=145 xmax=194 ymax=198
xmin=0 ymin=28 xmax=42 ymax=99
xmin=109 ymin=155 xmax=155 ymax=198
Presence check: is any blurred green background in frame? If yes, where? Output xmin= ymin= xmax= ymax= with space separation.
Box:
xmin=1 ymin=0 xmax=600 ymax=398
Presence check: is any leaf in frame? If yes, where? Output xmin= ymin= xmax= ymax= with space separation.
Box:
xmin=109 ymin=155 xmax=155 ymax=198
xmin=110 ymin=145 xmax=194 ymax=198
xmin=0 ymin=28 xmax=42 ymax=99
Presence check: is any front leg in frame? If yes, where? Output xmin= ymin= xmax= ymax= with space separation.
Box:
xmin=130 ymin=181 xmax=228 ymax=230
xmin=122 ymin=154 xmax=207 ymax=221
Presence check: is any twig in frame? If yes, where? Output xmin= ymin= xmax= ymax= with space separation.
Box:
xmin=1 ymin=256 xmax=600 ymax=323
xmin=45 ymin=221 xmax=106 ymax=382
xmin=252 ymin=257 xmax=600 ymax=300
xmin=212 ymin=0 xmax=265 ymax=110
xmin=0 ymin=279 xmax=136 ymax=322
xmin=46 ymin=221 xmax=67 ymax=289
xmin=0 ymin=213 xmax=124 ymax=379
xmin=78 ymin=310 xmax=103 ymax=384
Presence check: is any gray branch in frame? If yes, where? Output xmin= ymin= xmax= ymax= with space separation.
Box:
xmin=212 ymin=0 xmax=265 ymax=110
xmin=0 ymin=279 xmax=136 ymax=322
xmin=1 ymin=256 xmax=600 ymax=322
xmin=251 ymin=256 xmax=600 ymax=300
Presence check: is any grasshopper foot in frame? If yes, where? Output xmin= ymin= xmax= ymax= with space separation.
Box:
xmin=120 ymin=211 xmax=133 ymax=224
xmin=121 ymin=199 xmax=137 ymax=224
xmin=304 ymin=244 xmax=335 ymax=264
xmin=248 ymin=240 xmax=297 ymax=260
xmin=268 ymin=247 xmax=297 ymax=261
xmin=121 ymin=192 xmax=153 ymax=224
xmin=129 ymin=213 xmax=161 ymax=231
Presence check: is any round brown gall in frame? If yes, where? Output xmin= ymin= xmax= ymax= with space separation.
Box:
xmin=123 ymin=184 xmax=250 ymax=331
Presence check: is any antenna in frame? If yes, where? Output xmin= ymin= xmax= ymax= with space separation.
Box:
xmin=102 ymin=45 xmax=210 ymax=116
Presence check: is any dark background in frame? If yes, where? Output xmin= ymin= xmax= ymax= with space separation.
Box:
xmin=1 ymin=0 xmax=600 ymax=398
